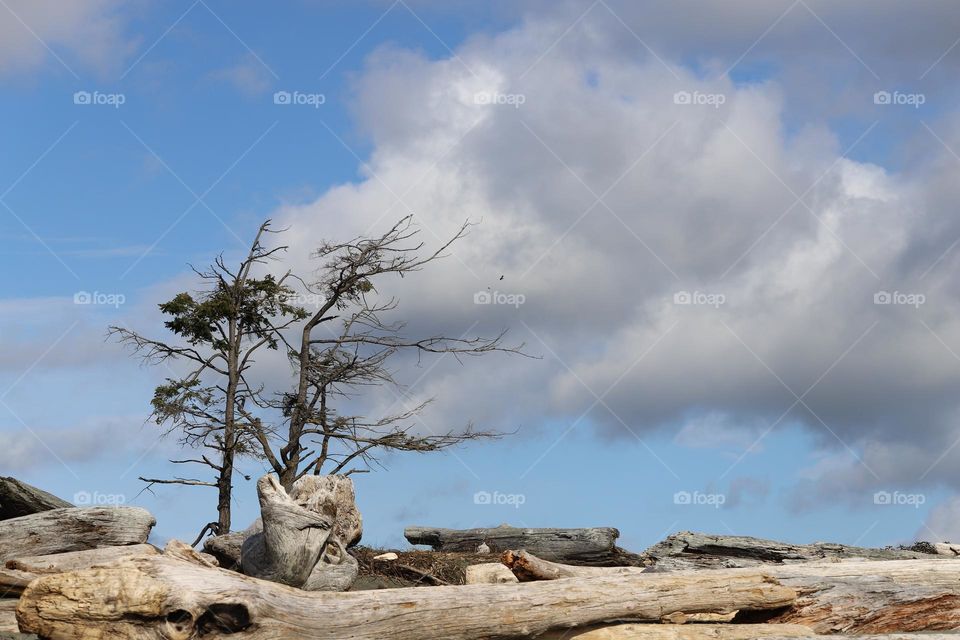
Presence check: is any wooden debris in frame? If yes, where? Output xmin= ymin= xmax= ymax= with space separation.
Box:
xmin=643 ymin=531 xmax=940 ymax=570
xmin=15 ymin=554 xmax=795 ymax=639
xmin=0 ymin=570 xmax=35 ymax=599
xmin=501 ymin=550 xmax=960 ymax=634
xmin=538 ymin=623 xmax=813 ymax=639
xmin=405 ymin=525 xmax=624 ymax=564
xmin=0 ymin=507 xmax=155 ymax=563
xmin=0 ymin=600 xmax=18 ymax=634
xmin=0 ymin=479 xmax=71 ymax=522
xmin=5 ymin=544 xmax=157 ymax=575
xmin=464 ymin=563 xmax=517 ymax=584
xmin=241 ymin=475 xmax=358 ymax=591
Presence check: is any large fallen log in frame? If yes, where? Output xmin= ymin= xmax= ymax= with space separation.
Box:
xmin=5 ymin=544 xmax=157 ymax=574
xmin=405 ymin=525 xmax=626 ymax=564
xmin=0 ymin=507 xmax=155 ymax=563
xmin=501 ymin=551 xmax=960 ymax=634
xmin=643 ymin=531 xmax=937 ymax=570
xmin=15 ymin=552 xmax=795 ymax=639
xmin=0 ymin=478 xmax=71 ymax=522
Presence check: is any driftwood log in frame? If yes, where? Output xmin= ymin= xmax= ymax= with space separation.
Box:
xmin=0 ymin=478 xmax=71 ymax=522
xmin=0 ymin=600 xmax=18 ymax=634
xmin=15 ymin=552 xmax=795 ymax=639
xmin=0 ymin=507 xmax=155 ymax=563
xmin=240 ymin=475 xmax=358 ymax=591
xmin=405 ymin=525 xmax=627 ymax=564
xmin=5 ymin=544 xmax=158 ymax=575
xmin=501 ymin=550 xmax=960 ymax=634
xmin=0 ymin=569 xmax=35 ymax=599
xmin=539 ymin=624 xmax=815 ymax=639
xmin=539 ymin=625 xmax=960 ymax=639
xmin=203 ymin=521 xmax=261 ymax=570
xmin=643 ymin=531 xmax=937 ymax=570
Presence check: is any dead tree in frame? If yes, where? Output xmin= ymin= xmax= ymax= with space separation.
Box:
xmin=112 ymin=216 xmax=525 ymax=537
xmin=110 ymin=221 xmax=306 ymax=534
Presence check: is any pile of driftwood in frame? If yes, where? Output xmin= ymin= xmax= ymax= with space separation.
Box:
xmin=4 ymin=474 xmax=960 ymax=639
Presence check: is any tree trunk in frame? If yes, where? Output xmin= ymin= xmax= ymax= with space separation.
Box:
xmin=5 ymin=544 xmax=157 ymax=574
xmin=404 ymin=525 xmax=623 ymax=564
xmin=0 ymin=507 xmax=155 ymax=563
xmin=0 ymin=478 xmax=72 ymax=522
xmin=500 ymin=551 xmax=960 ymax=634
xmin=15 ymin=553 xmax=795 ymax=639
xmin=240 ymin=475 xmax=358 ymax=591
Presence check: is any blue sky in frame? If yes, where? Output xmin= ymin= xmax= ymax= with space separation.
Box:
xmin=5 ymin=0 xmax=960 ymax=551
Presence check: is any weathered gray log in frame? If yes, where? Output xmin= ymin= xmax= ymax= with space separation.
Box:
xmin=643 ymin=531 xmax=939 ymax=570
xmin=501 ymin=551 xmax=960 ymax=634
xmin=288 ymin=475 xmax=362 ymax=547
xmin=241 ymin=475 xmax=357 ymax=591
xmin=15 ymin=553 xmax=795 ymax=639
xmin=405 ymin=525 xmax=623 ymax=564
xmin=0 ymin=507 xmax=155 ymax=563
xmin=5 ymin=544 xmax=158 ymax=574
xmin=0 ymin=478 xmax=71 ymax=522
xmin=203 ymin=520 xmax=262 ymax=570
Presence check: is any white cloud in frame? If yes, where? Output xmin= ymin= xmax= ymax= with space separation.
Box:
xmin=0 ymin=0 xmax=134 ymax=77
xmin=257 ymin=6 xmax=960 ymax=507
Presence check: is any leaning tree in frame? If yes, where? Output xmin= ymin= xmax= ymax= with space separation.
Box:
xmin=111 ymin=216 xmax=523 ymax=536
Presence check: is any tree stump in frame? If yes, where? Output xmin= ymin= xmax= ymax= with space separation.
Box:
xmin=240 ymin=475 xmax=358 ymax=591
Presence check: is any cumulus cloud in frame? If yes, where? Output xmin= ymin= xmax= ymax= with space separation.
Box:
xmin=0 ymin=0 xmax=135 ymax=77
xmin=254 ymin=2 xmax=960 ymax=507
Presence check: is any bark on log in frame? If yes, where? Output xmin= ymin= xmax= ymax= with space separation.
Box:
xmin=643 ymin=531 xmax=938 ymax=570
xmin=0 ymin=507 xmax=155 ymax=563
xmin=501 ymin=551 xmax=960 ymax=634
xmin=15 ymin=554 xmax=795 ymax=639
xmin=405 ymin=525 xmax=622 ymax=564
xmin=5 ymin=544 xmax=158 ymax=575
xmin=0 ymin=478 xmax=72 ymax=522
xmin=241 ymin=475 xmax=357 ymax=591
